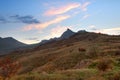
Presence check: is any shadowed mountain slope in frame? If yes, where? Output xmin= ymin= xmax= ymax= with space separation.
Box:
xmin=0 ymin=37 xmax=27 ymax=53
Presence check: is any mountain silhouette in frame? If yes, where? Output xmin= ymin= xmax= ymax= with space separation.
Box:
xmin=0 ymin=37 xmax=27 ymax=53
xmin=40 ymin=28 xmax=75 ymax=44
xmin=60 ymin=28 xmax=75 ymax=39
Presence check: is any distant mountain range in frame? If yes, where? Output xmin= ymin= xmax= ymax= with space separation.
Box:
xmin=0 ymin=28 xmax=76 ymax=54
xmin=0 ymin=37 xmax=27 ymax=54
xmin=40 ymin=28 xmax=75 ymax=44
xmin=4 ymin=28 xmax=120 ymax=74
xmin=1 ymin=28 xmax=119 ymax=55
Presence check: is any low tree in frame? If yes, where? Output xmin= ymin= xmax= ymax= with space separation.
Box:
xmin=0 ymin=57 xmax=20 ymax=80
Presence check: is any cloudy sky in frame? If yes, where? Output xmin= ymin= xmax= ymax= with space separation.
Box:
xmin=0 ymin=0 xmax=120 ymax=44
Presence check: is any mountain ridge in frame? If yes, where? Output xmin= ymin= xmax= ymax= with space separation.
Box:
xmin=40 ymin=28 xmax=75 ymax=45
xmin=4 ymin=29 xmax=120 ymax=75
xmin=0 ymin=37 xmax=27 ymax=54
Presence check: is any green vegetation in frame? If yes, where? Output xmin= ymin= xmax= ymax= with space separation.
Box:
xmin=0 ymin=32 xmax=120 ymax=80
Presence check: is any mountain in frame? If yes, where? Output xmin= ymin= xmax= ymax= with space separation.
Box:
xmin=0 ymin=37 xmax=27 ymax=54
xmin=4 ymin=30 xmax=120 ymax=75
xmin=40 ymin=28 xmax=75 ymax=45
xmin=60 ymin=28 xmax=75 ymax=39
xmin=2 ymin=29 xmax=120 ymax=80
xmin=0 ymin=28 xmax=75 ymax=54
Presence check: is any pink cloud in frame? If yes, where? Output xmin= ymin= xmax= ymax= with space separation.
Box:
xmin=23 ymin=25 xmax=33 ymax=31
xmin=23 ymin=15 xmax=70 ymax=31
xmin=44 ymin=3 xmax=80 ymax=16
xmin=44 ymin=1 xmax=91 ymax=16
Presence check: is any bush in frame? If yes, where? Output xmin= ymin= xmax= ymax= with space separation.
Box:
xmin=88 ymin=61 xmax=98 ymax=68
xmin=86 ymin=45 xmax=100 ymax=58
xmin=0 ymin=57 xmax=20 ymax=80
xmin=87 ymin=76 xmax=105 ymax=80
xmin=109 ymin=72 xmax=120 ymax=80
xmin=97 ymin=58 xmax=113 ymax=72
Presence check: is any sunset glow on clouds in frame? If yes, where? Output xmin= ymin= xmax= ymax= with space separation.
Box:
xmin=88 ymin=25 xmax=120 ymax=35
xmin=44 ymin=26 xmax=69 ymax=39
xmin=44 ymin=3 xmax=80 ymax=16
xmin=0 ymin=0 xmax=120 ymax=44
xmin=23 ymin=1 xmax=91 ymax=32
xmin=23 ymin=15 xmax=70 ymax=31
xmin=96 ymin=27 xmax=120 ymax=35
xmin=44 ymin=1 xmax=90 ymax=16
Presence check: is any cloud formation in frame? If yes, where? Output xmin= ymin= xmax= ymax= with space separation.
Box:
xmin=96 ymin=27 xmax=120 ymax=35
xmin=88 ymin=25 xmax=97 ymax=30
xmin=44 ymin=1 xmax=90 ymax=16
xmin=89 ymin=26 xmax=120 ymax=35
xmin=44 ymin=3 xmax=80 ymax=16
xmin=11 ymin=15 xmax=40 ymax=24
xmin=83 ymin=14 xmax=90 ymax=19
xmin=23 ymin=1 xmax=91 ymax=31
xmin=26 ymin=37 xmax=39 ymax=41
xmin=23 ymin=15 xmax=70 ymax=31
xmin=49 ymin=26 xmax=68 ymax=37
xmin=80 ymin=2 xmax=90 ymax=11
xmin=0 ymin=17 xmax=7 ymax=23
xmin=0 ymin=15 xmax=40 ymax=24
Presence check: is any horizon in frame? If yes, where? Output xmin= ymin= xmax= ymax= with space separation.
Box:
xmin=0 ymin=28 xmax=119 ymax=45
xmin=0 ymin=0 xmax=120 ymax=44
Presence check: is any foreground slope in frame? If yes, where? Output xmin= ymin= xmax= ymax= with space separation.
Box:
xmin=5 ymin=31 xmax=120 ymax=72
xmin=2 ymin=30 xmax=120 ymax=80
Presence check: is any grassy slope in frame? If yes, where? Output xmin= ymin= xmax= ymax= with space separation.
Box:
xmin=2 ymin=32 xmax=120 ymax=80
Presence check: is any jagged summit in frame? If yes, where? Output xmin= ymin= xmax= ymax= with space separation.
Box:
xmin=60 ymin=28 xmax=75 ymax=39
xmin=66 ymin=28 xmax=72 ymax=31
xmin=40 ymin=28 xmax=75 ymax=45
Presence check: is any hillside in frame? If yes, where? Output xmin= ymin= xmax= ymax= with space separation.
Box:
xmin=1 ymin=30 xmax=120 ymax=80
xmin=0 ymin=37 xmax=27 ymax=54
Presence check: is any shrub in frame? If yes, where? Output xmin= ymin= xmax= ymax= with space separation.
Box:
xmin=78 ymin=48 xmax=86 ymax=52
xmin=108 ymin=72 xmax=120 ymax=80
xmin=111 ymin=72 xmax=120 ymax=80
xmin=88 ymin=61 xmax=98 ymax=68
xmin=0 ymin=57 xmax=20 ymax=80
xmin=87 ymin=76 xmax=105 ymax=80
xmin=86 ymin=45 xmax=100 ymax=58
xmin=97 ymin=58 xmax=113 ymax=72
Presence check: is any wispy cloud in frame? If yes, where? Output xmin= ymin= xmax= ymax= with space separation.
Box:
xmin=96 ymin=27 xmax=120 ymax=35
xmin=44 ymin=3 xmax=80 ymax=16
xmin=23 ymin=15 xmax=70 ymax=31
xmin=89 ymin=26 xmax=120 ymax=35
xmin=82 ymin=14 xmax=90 ymax=19
xmin=80 ymin=2 xmax=91 ymax=11
xmin=10 ymin=15 xmax=40 ymax=24
xmin=0 ymin=15 xmax=40 ymax=24
xmin=0 ymin=16 xmax=7 ymax=23
xmin=23 ymin=1 xmax=91 ymax=31
xmin=44 ymin=1 xmax=90 ymax=16
xmin=26 ymin=37 xmax=39 ymax=41
xmin=88 ymin=25 xmax=97 ymax=30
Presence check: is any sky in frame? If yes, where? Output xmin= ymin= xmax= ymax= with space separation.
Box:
xmin=0 ymin=0 xmax=120 ymax=44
